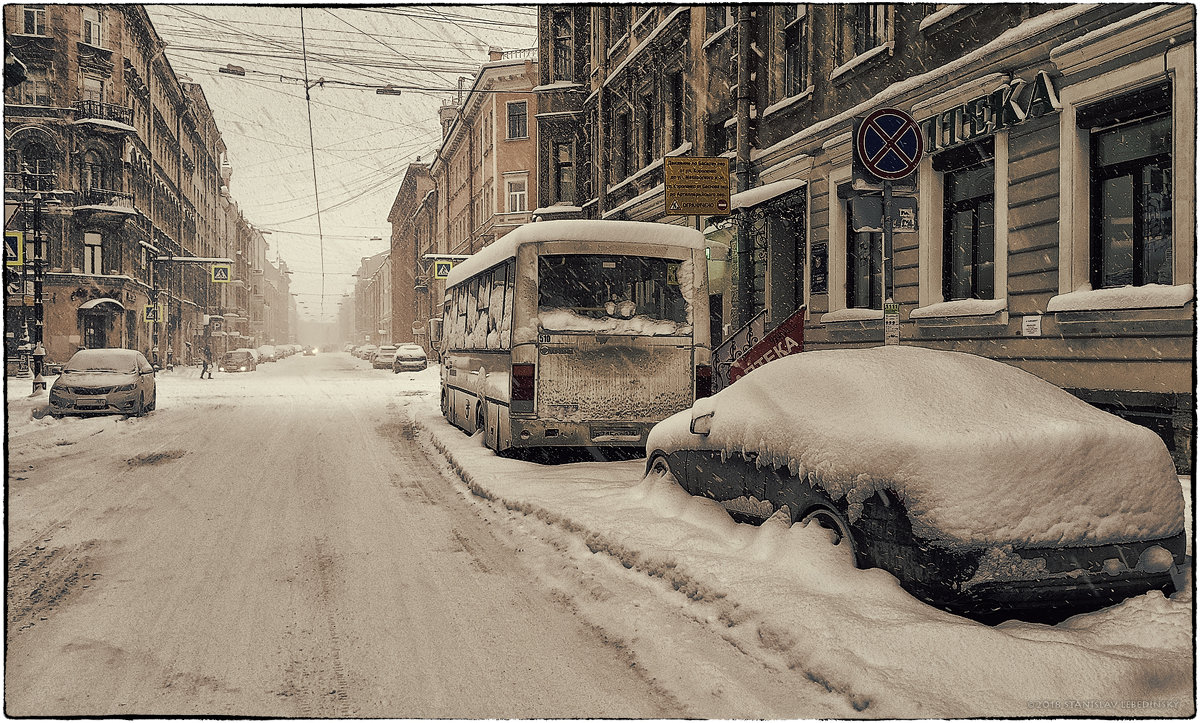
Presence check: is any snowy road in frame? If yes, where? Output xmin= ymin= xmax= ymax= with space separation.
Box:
xmin=6 ymin=353 xmax=1195 ymax=718
xmin=5 ymin=354 xmax=677 ymax=717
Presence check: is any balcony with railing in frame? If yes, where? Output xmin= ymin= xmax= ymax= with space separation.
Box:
xmin=73 ymin=100 xmax=135 ymax=131
xmin=76 ymin=187 xmax=135 ymax=209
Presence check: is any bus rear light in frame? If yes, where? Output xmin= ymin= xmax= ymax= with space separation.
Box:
xmin=695 ymin=364 xmax=713 ymax=399
xmin=512 ymin=363 xmax=536 ymax=413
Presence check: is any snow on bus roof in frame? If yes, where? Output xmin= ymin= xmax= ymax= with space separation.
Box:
xmin=446 ymin=220 xmax=704 ymax=287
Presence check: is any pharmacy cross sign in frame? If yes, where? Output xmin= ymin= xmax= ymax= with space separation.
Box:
xmin=856 ymin=107 xmax=924 ymax=181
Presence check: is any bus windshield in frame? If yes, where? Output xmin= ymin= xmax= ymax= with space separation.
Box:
xmin=538 ymin=254 xmax=692 ymax=335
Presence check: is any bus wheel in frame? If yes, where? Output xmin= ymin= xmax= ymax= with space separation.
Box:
xmin=476 ymin=401 xmax=487 ymax=439
xmin=440 ymin=389 xmax=449 ymax=417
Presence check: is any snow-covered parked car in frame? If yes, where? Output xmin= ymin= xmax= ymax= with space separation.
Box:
xmin=372 ymin=344 xmax=398 ymax=369
xmin=49 ymin=348 xmax=157 ymax=418
xmin=392 ymin=343 xmax=427 ymax=372
xmin=644 ymin=345 xmax=1186 ymax=622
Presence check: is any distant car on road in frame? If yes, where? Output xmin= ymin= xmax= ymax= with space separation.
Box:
xmin=645 ymin=346 xmax=1186 ymax=623
xmin=221 ymin=348 xmax=258 ymax=372
xmin=303 ymin=346 xmax=316 ymax=356
xmin=49 ymin=348 xmax=157 ymax=418
xmin=372 ymin=345 xmax=398 ymax=369
xmin=256 ymin=345 xmax=277 ymax=362
xmin=392 ymin=343 xmax=428 ymax=372
xmin=357 ymin=344 xmax=378 ymax=361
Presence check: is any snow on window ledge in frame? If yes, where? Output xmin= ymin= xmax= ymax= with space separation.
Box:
xmin=910 ymin=298 xmax=1007 ymax=320
xmin=919 ymin=5 xmax=971 ymax=33
xmin=820 ymin=307 xmax=884 ymax=324
xmin=830 ymin=42 xmax=894 ymax=84
xmin=1047 ymin=284 xmax=1195 ymax=313
xmin=763 ymin=87 xmax=815 ymax=118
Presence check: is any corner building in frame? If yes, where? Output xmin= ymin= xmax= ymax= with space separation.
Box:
xmin=538 ymin=4 xmax=1194 ymax=470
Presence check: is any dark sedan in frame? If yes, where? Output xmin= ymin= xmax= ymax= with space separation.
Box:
xmin=645 ymin=346 xmax=1186 ymax=623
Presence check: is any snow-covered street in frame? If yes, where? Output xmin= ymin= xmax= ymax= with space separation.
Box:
xmin=6 ymin=353 xmax=1194 ymax=718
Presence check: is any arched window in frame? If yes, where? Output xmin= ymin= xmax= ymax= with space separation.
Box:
xmin=22 ymin=142 xmax=53 ymax=190
xmin=82 ymin=149 xmax=106 ymax=191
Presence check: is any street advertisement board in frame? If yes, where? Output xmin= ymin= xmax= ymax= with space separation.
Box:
xmin=726 ymin=306 xmax=806 ymax=385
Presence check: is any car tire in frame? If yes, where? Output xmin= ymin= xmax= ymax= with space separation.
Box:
xmin=476 ymin=400 xmax=487 ymax=438
xmin=134 ymin=393 xmax=146 ymax=418
xmin=800 ymin=506 xmax=859 ymax=564
xmin=147 ymin=394 xmax=156 ymax=412
xmin=647 ymin=454 xmax=672 ymax=478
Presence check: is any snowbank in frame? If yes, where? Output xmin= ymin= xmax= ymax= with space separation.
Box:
xmin=647 ymin=346 xmax=1184 ymax=546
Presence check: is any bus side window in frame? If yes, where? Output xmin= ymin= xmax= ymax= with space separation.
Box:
xmin=454 ymin=285 xmax=468 ymax=349
xmin=471 ymin=271 xmax=491 ymax=350
xmin=488 ymin=264 xmax=507 ymax=350
xmin=501 ymin=261 xmax=514 ymax=350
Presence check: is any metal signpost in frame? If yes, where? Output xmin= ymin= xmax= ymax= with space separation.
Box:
xmin=853 ymin=108 xmax=923 ymax=346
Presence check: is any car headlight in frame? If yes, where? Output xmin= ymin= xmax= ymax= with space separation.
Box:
xmin=114 ymin=382 xmax=137 ymax=392
xmin=240 ymin=365 xmax=248 ymax=371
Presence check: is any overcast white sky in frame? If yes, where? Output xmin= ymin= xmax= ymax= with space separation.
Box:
xmin=146 ymin=4 xmax=538 ymax=322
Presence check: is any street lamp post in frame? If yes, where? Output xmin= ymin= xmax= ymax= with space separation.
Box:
xmin=30 ymin=192 xmax=47 ymax=394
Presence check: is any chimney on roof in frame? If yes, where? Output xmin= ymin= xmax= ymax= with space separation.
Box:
xmin=439 ymin=104 xmax=458 ymax=139
xmin=488 ymin=47 xmax=503 ymax=61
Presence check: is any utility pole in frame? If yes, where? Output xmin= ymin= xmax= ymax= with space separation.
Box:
xmin=733 ymin=5 xmax=753 ymax=329
xmin=30 ymin=191 xmax=46 ymax=394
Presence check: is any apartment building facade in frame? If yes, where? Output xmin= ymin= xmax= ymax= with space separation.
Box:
xmin=4 ymin=4 xmax=283 ymax=368
xmin=534 ymin=4 xmax=1194 ymax=469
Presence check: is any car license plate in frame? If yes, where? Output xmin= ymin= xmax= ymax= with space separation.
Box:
xmin=76 ymin=398 xmax=106 ymax=408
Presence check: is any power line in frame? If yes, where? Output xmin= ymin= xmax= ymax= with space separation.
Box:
xmin=299 ymin=8 xmax=328 ymax=318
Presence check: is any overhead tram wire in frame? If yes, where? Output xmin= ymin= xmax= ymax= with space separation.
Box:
xmin=299 ymin=7 xmax=327 ymax=319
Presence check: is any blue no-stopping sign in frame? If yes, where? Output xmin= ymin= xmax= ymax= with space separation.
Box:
xmin=855 ymin=108 xmax=923 ymax=181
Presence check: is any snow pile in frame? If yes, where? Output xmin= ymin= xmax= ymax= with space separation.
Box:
xmin=648 ymin=346 xmax=1184 ymax=546
xmin=539 ymin=308 xmax=690 ymax=336
xmin=408 ymin=380 xmax=1193 ymax=718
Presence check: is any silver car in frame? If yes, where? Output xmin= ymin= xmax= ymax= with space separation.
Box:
xmin=392 ymin=343 xmax=428 ymax=372
xmin=49 ymin=348 xmax=157 ymax=418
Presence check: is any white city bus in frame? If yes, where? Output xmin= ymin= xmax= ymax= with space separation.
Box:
xmin=439 ymin=219 xmax=711 ymax=453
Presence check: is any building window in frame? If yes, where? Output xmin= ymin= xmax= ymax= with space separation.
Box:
xmin=781 ymin=5 xmax=809 ymax=98
xmin=707 ymin=116 xmax=731 ymax=157
xmin=507 ymin=101 xmax=528 ymax=139
xmin=846 ymin=204 xmax=882 ymax=310
xmin=640 ymin=95 xmax=655 ymax=167
xmin=12 ymin=65 xmax=51 ymax=106
xmin=608 ymin=6 xmax=629 ymax=45
xmin=1085 ymin=84 xmax=1172 ymax=288
xmin=84 ymin=232 xmax=103 ymax=275
xmin=82 ymin=75 xmax=105 ymax=103
xmin=23 ymin=4 xmax=46 ymax=35
xmin=669 ymin=72 xmax=685 ymax=149
xmin=937 ymin=141 xmax=995 ymax=300
xmin=506 ymin=177 xmax=527 ymax=213
xmin=82 ymin=7 xmax=103 ymax=46
xmin=552 ymin=11 xmax=573 ymax=82
xmin=21 ymin=142 xmax=53 ymax=190
xmin=81 ymin=149 xmax=107 ymax=191
xmin=554 ymin=142 xmax=575 ymax=204
xmin=706 ymin=5 xmax=733 ymax=36
xmin=838 ymin=4 xmax=892 ymax=64
xmin=612 ymin=110 xmax=630 ymax=180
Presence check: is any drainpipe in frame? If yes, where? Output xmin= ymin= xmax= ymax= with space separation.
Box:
xmin=596 ymin=7 xmax=608 ymax=217
xmin=734 ymin=5 xmax=753 ymax=327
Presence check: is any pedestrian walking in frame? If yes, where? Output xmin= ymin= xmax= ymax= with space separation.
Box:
xmin=201 ymin=346 xmax=213 ymax=379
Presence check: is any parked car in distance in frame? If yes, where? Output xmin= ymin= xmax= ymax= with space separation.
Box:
xmin=257 ymin=345 xmax=277 ymax=362
xmin=221 ymin=348 xmax=258 ymax=372
xmin=49 ymin=348 xmax=157 ymax=418
xmin=372 ymin=345 xmax=398 ymax=369
xmin=358 ymin=344 xmax=378 ymax=361
xmin=644 ymin=346 xmax=1186 ymax=623
xmin=393 ymin=343 xmax=428 ymax=372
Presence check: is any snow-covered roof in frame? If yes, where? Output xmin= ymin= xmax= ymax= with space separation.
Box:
xmin=647 ymin=345 xmax=1184 ymax=547
xmin=446 ymin=220 xmax=705 ymax=287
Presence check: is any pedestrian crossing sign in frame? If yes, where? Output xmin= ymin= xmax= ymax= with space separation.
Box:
xmin=434 ymin=260 xmax=454 ymax=279
xmin=5 ymin=231 xmax=23 ymax=267
xmin=144 ymin=304 xmax=159 ymax=322
xmin=211 ymin=263 xmax=231 ymax=282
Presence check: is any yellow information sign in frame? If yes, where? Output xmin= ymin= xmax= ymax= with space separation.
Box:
xmin=211 ymin=263 xmax=232 ymax=282
xmin=663 ymin=157 xmax=731 ymax=216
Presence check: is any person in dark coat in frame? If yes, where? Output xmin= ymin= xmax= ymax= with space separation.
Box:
xmin=201 ymin=346 xmax=213 ymax=379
